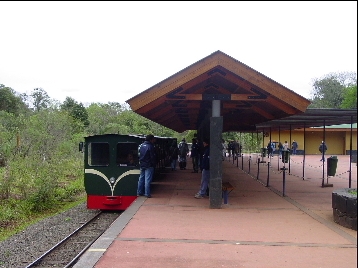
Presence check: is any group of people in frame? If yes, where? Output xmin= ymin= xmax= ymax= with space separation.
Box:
xmin=168 ymin=137 xmax=210 ymax=198
xmin=225 ymin=140 xmax=242 ymax=159
xmin=168 ymin=137 xmax=204 ymax=173
xmin=266 ymin=140 xmax=299 ymax=158
xmin=137 ymin=135 xmax=210 ymax=199
xmin=265 ymin=140 xmax=328 ymax=161
xmin=136 ymin=134 xmax=329 ymax=200
xmin=168 ymin=138 xmax=189 ymax=171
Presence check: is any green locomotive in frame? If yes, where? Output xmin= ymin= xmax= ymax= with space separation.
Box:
xmin=80 ymin=134 xmax=175 ymax=210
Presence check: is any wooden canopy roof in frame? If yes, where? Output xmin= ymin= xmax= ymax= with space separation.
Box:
xmin=126 ymin=50 xmax=311 ymax=133
xmin=256 ymin=108 xmax=357 ymax=132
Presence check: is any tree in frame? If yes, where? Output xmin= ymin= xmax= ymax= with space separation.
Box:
xmin=85 ymin=102 xmax=177 ymax=136
xmin=309 ymin=72 xmax=357 ymax=108
xmin=30 ymin=88 xmax=51 ymax=112
xmin=0 ymin=84 xmax=28 ymax=114
xmin=61 ymin=97 xmax=89 ymax=128
xmin=341 ymin=85 xmax=357 ymax=109
xmin=86 ymin=103 xmax=118 ymax=135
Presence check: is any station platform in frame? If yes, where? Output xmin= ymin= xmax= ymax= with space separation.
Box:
xmin=74 ymin=154 xmax=357 ymax=268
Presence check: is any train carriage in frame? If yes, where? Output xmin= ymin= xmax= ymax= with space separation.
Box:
xmin=80 ymin=134 xmax=175 ymax=210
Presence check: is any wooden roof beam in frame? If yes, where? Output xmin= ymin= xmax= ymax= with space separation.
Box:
xmin=266 ymin=96 xmax=298 ymax=115
xmin=163 ymin=93 xmax=267 ymax=101
xmin=251 ymin=105 xmax=275 ymax=120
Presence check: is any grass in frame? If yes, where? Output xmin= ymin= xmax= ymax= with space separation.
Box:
xmin=0 ymin=159 xmax=86 ymax=242
xmin=348 ymin=189 xmax=357 ymax=195
xmin=0 ymin=193 xmax=86 ymax=242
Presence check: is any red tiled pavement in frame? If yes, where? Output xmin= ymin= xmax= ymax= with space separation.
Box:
xmin=74 ymin=154 xmax=357 ymax=268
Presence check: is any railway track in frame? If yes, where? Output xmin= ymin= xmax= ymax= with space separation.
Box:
xmin=24 ymin=211 xmax=120 ymax=268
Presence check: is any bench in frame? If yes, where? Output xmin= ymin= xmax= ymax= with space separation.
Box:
xmin=222 ymin=182 xmax=234 ymax=204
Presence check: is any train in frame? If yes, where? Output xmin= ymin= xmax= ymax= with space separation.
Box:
xmin=79 ymin=134 xmax=176 ymax=210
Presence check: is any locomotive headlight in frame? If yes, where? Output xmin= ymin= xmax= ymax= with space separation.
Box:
xmin=109 ymin=177 xmax=116 ymax=184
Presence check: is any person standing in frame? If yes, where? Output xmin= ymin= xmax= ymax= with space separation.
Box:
xmin=222 ymin=139 xmax=226 ymax=160
xmin=291 ymin=140 xmax=298 ymax=155
xmin=282 ymin=141 xmax=289 ymax=151
xmin=282 ymin=141 xmax=289 ymax=160
xmin=190 ymin=138 xmax=199 ymax=173
xmin=278 ymin=142 xmax=283 ymax=159
xmin=270 ymin=141 xmax=276 ymax=157
xmin=234 ymin=140 xmax=239 ymax=160
xmin=137 ymin=134 xmax=156 ymax=198
xmin=169 ymin=140 xmax=179 ymax=171
xmin=197 ymin=137 xmax=204 ymax=168
xmin=267 ymin=141 xmax=273 ymax=158
xmin=228 ymin=141 xmax=235 ymax=158
xmin=178 ymin=138 xmax=189 ymax=170
xmin=194 ymin=138 xmax=210 ymax=199
xmin=319 ymin=141 xmax=327 ymax=161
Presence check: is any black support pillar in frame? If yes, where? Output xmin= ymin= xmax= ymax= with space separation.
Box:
xmin=209 ymin=100 xmax=223 ymax=209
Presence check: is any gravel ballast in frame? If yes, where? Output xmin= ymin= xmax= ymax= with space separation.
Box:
xmin=0 ymin=203 xmax=100 ymax=268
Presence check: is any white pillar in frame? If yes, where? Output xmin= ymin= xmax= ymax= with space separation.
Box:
xmin=212 ymin=100 xmax=220 ymax=117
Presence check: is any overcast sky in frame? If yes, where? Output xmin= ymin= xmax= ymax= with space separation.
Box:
xmin=1 ymin=1 xmax=357 ymax=106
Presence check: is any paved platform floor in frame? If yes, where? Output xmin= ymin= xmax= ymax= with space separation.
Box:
xmin=74 ymin=154 xmax=357 ymax=268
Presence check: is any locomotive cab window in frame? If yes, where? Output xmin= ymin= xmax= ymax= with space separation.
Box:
xmin=88 ymin=142 xmax=110 ymax=166
xmin=117 ymin=142 xmax=139 ymax=167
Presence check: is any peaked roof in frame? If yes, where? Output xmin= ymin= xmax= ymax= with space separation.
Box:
xmin=126 ymin=50 xmax=311 ymax=133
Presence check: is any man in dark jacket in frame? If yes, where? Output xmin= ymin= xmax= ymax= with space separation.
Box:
xmin=291 ymin=140 xmax=298 ymax=155
xmin=319 ymin=141 xmax=327 ymax=162
xmin=178 ymin=138 xmax=189 ymax=170
xmin=169 ymin=140 xmax=179 ymax=171
xmin=194 ymin=138 xmax=210 ymax=199
xmin=137 ymin=134 xmax=156 ymax=198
